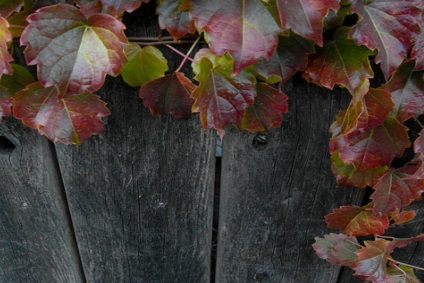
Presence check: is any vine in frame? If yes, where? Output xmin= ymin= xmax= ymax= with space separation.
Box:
xmin=0 ymin=1 xmax=423 ymax=282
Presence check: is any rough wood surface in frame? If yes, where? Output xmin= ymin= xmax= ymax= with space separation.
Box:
xmin=0 ymin=119 xmax=84 ymax=282
xmin=216 ymin=78 xmax=367 ymax=283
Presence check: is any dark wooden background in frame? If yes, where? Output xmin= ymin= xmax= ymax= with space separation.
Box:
xmin=1 ymin=2 xmax=423 ymax=282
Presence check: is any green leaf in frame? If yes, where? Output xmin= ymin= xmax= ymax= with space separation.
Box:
xmin=121 ymin=43 xmax=168 ymax=87
xmin=235 ymin=83 xmax=288 ymax=132
xmin=0 ymin=0 xmax=23 ymax=18
xmin=385 ymin=265 xmax=420 ymax=283
xmin=348 ymin=0 xmax=422 ymax=80
xmin=0 ymin=63 xmax=35 ymax=94
xmin=20 ymin=3 xmax=127 ymax=95
xmin=381 ymin=61 xmax=424 ymax=122
xmin=325 ymin=205 xmax=389 ymax=236
xmin=190 ymin=0 xmax=280 ymax=73
xmin=191 ymin=50 xmax=256 ymax=130
xmin=304 ymin=27 xmax=375 ymax=96
xmin=139 ymin=71 xmax=195 ymax=118
xmin=13 ymin=82 xmax=110 ymax=145
xmin=157 ymin=0 xmax=195 ymax=40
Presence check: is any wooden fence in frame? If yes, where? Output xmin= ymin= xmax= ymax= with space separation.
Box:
xmin=1 ymin=2 xmax=423 ymax=282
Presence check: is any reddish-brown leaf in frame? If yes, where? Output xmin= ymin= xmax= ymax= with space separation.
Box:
xmin=272 ymin=0 xmax=340 ymax=46
xmin=313 ymin=233 xmax=359 ymax=267
xmin=77 ymin=0 xmax=147 ymax=17
xmin=13 ymin=83 xmax=110 ymax=145
xmin=304 ymin=27 xmax=375 ymax=96
xmin=0 ymin=0 xmax=23 ymax=18
xmin=330 ymin=116 xmax=410 ymax=171
xmin=190 ymin=0 xmax=280 ymax=74
xmin=235 ymin=83 xmax=288 ymax=132
xmin=348 ymin=0 xmax=422 ymax=80
xmin=353 ymin=238 xmax=392 ymax=282
xmin=157 ymin=0 xmax=195 ymax=40
xmin=389 ymin=234 xmax=424 ymax=251
xmin=389 ymin=210 xmax=416 ymax=225
xmin=381 ymin=61 xmax=424 ymax=122
xmin=139 ymin=72 xmax=195 ymax=118
xmin=371 ymin=165 xmax=424 ymax=215
xmin=0 ymin=17 xmax=13 ymax=79
xmin=325 ymin=205 xmax=389 ymax=236
xmin=412 ymin=32 xmax=424 ymax=70
xmin=20 ymin=4 xmax=127 ymax=95
xmin=0 ymin=87 xmax=11 ymax=122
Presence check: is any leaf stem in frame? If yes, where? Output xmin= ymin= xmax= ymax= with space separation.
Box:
xmin=165 ymin=44 xmax=196 ymax=63
xmin=387 ymin=258 xmax=424 ymax=271
xmin=413 ymin=117 xmax=424 ymax=129
xmin=175 ymin=35 xmax=201 ymax=72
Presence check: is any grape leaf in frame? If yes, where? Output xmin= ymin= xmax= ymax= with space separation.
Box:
xmin=0 ymin=63 xmax=35 ymax=94
xmin=0 ymin=0 xmax=23 ymax=18
xmin=190 ymin=0 xmax=280 ymax=74
xmin=331 ymin=151 xmax=388 ymax=188
xmin=0 ymin=17 xmax=13 ymax=79
xmin=389 ymin=234 xmax=424 ymax=251
xmin=139 ymin=72 xmax=195 ymax=118
xmin=0 ymin=87 xmax=11 ymax=122
xmin=384 ymin=265 xmax=420 ymax=283
xmin=121 ymin=43 xmax=168 ymax=87
xmin=157 ymin=0 xmax=195 ymax=40
xmin=388 ymin=210 xmax=416 ymax=225
xmin=348 ymin=0 xmax=422 ymax=80
xmin=353 ymin=238 xmax=391 ymax=282
xmin=20 ymin=3 xmax=127 ymax=95
xmin=330 ymin=116 xmax=410 ymax=171
xmin=330 ymin=88 xmax=394 ymax=137
xmin=371 ymin=165 xmax=424 ymax=215
xmin=191 ymin=51 xmax=256 ymax=130
xmin=235 ymin=83 xmax=288 ymax=132
xmin=254 ymin=32 xmax=315 ymax=83
xmin=313 ymin=233 xmax=359 ymax=267
xmin=13 ymin=82 xmax=110 ymax=145
xmin=271 ymin=0 xmax=340 ymax=46
xmin=325 ymin=205 xmax=389 ymax=236
xmin=304 ymin=27 xmax=375 ymax=95
xmin=412 ymin=32 xmax=424 ymax=70
xmin=381 ymin=61 xmax=424 ymax=122
xmin=77 ymin=0 xmax=147 ymax=17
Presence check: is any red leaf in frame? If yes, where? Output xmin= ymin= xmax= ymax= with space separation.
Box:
xmin=190 ymin=0 xmax=280 ymax=74
xmin=304 ymin=27 xmax=375 ymax=96
xmin=20 ymin=4 xmax=127 ymax=95
xmin=0 ymin=17 xmax=13 ymax=79
xmin=191 ymin=51 xmax=256 ymax=130
xmin=139 ymin=72 xmax=195 ymax=118
xmin=353 ymin=238 xmax=391 ymax=282
xmin=0 ymin=87 xmax=12 ymax=122
xmin=371 ymin=165 xmax=424 ymax=215
xmin=412 ymin=32 xmax=424 ymax=70
xmin=77 ymin=0 xmax=147 ymax=17
xmin=273 ymin=0 xmax=339 ymax=46
xmin=326 ymin=205 xmax=389 ymax=236
xmin=348 ymin=0 xmax=422 ymax=80
xmin=13 ymin=83 xmax=110 ymax=145
xmin=381 ymin=61 xmax=424 ymax=122
xmin=235 ymin=83 xmax=288 ymax=132
xmin=157 ymin=0 xmax=195 ymax=40
xmin=330 ymin=88 xmax=394 ymax=137
xmin=330 ymin=116 xmax=410 ymax=171
xmin=0 ymin=0 xmax=23 ymax=18
xmin=389 ymin=234 xmax=424 ymax=251
xmin=313 ymin=233 xmax=359 ymax=267
xmin=389 ymin=210 xmax=416 ymax=225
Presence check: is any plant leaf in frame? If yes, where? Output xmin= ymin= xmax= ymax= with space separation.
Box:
xmin=412 ymin=32 xmax=424 ymax=70
xmin=0 ymin=63 xmax=35 ymax=94
xmin=121 ymin=43 xmax=168 ymax=87
xmin=190 ymin=0 xmax=280 ymax=74
xmin=139 ymin=71 xmax=195 ymax=118
xmin=389 ymin=234 xmax=424 ymax=251
xmin=0 ymin=0 xmax=23 ymax=18
xmin=77 ymin=0 xmax=147 ymax=17
xmin=0 ymin=17 xmax=13 ymax=79
xmin=371 ymin=165 xmax=424 ymax=215
xmin=191 ymin=51 xmax=256 ymax=130
xmin=271 ymin=0 xmax=340 ymax=46
xmin=388 ymin=210 xmax=416 ymax=225
xmin=330 ymin=116 xmax=410 ymax=171
xmin=381 ymin=61 xmax=424 ymax=122
xmin=348 ymin=0 xmax=422 ymax=80
xmin=13 ymin=82 xmax=110 ymax=145
xmin=235 ymin=83 xmax=288 ymax=132
xmin=20 ymin=3 xmax=127 ymax=95
xmin=313 ymin=233 xmax=359 ymax=267
xmin=304 ymin=27 xmax=374 ymax=95
xmin=0 ymin=87 xmax=11 ymax=122
xmin=353 ymin=238 xmax=391 ymax=282
xmin=384 ymin=265 xmax=420 ymax=283
xmin=325 ymin=205 xmax=389 ymax=236
xmin=157 ymin=0 xmax=195 ymax=40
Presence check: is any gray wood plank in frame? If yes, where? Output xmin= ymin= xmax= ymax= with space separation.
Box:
xmin=216 ymin=78 xmax=366 ymax=283
xmin=0 ymin=118 xmax=85 ymax=282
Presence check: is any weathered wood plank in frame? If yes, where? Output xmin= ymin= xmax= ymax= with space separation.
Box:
xmin=0 ymin=118 xmax=85 ymax=282
xmin=216 ymin=78 xmax=366 ymax=283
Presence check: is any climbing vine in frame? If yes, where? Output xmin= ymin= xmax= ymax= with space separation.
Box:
xmin=0 ymin=1 xmax=423 ymax=282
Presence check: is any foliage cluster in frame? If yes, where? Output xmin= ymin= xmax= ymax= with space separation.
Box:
xmin=0 ymin=0 xmax=423 ymax=281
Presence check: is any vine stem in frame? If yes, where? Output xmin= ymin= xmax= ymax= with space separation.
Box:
xmin=388 ymin=258 xmax=424 ymax=271
xmin=175 ymin=35 xmax=201 ymax=72
xmin=413 ymin=117 xmax=424 ymax=129
xmin=165 ymin=44 xmax=196 ymax=63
